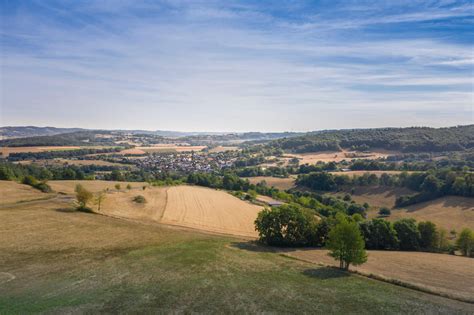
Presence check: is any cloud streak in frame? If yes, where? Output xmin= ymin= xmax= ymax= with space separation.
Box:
xmin=1 ymin=0 xmax=473 ymax=131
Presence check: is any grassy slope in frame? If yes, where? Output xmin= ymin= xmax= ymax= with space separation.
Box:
xmin=1 ymin=184 xmax=473 ymax=313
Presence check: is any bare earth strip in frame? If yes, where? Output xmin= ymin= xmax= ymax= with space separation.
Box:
xmin=161 ymin=186 xmax=264 ymax=237
xmin=284 ymin=249 xmax=474 ymax=302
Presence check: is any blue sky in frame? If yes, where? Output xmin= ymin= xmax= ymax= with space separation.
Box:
xmin=1 ymin=0 xmax=473 ymax=131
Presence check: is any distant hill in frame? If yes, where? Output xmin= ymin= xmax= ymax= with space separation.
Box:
xmin=0 ymin=126 xmax=84 ymax=139
xmin=266 ymin=125 xmax=474 ymax=153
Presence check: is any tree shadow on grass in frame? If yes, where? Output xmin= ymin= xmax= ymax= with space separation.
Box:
xmin=55 ymin=207 xmax=76 ymax=213
xmin=229 ymin=241 xmax=277 ymax=253
xmin=302 ymin=267 xmax=350 ymax=280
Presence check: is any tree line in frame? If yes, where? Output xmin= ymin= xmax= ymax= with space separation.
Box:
xmin=255 ymin=204 xmax=474 ymax=268
xmin=265 ymin=125 xmax=473 ymax=153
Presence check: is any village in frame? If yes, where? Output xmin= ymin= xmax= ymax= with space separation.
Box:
xmin=131 ymin=151 xmax=238 ymax=174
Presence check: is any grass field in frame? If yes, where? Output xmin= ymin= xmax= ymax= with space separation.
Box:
xmin=1 ymin=182 xmax=473 ymax=313
xmin=247 ymin=176 xmax=296 ymax=190
xmin=284 ymin=249 xmax=474 ymax=302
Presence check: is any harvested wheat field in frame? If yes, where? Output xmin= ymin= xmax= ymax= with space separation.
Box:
xmin=247 ymin=176 xmax=296 ymax=190
xmin=283 ymin=249 xmax=474 ymax=302
xmin=162 ymin=186 xmax=264 ymax=237
xmin=47 ymin=181 xmax=264 ymax=237
xmin=0 ymin=180 xmax=54 ymax=204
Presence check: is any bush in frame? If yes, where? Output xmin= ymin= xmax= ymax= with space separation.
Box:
xmin=21 ymin=175 xmax=52 ymax=193
xmin=132 ymin=195 xmax=147 ymax=204
xmin=378 ymin=207 xmax=391 ymax=216
xmin=254 ymin=204 xmax=318 ymax=247
xmin=75 ymin=184 xmax=93 ymax=210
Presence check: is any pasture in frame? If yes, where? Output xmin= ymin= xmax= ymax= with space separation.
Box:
xmin=1 ymin=181 xmax=472 ymax=313
xmin=247 ymin=176 xmax=296 ymax=190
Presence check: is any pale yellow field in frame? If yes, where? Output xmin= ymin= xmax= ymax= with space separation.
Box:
xmin=283 ymin=249 xmax=474 ymax=302
xmin=284 ymin=150 xmax=397 ymax=164
xmin=247 ymin=176 xmax=296 ymax=190
xmin=48 ymin=181 xmax=263 ymax=237
xmin=378 ymin=196 xmax=474 ymax=232
xmin=99 ymin=187 xmax=168 ymax=222
xmin=0 ymin=181 xmax=54 ymax=204
xmin=161 ymin=186 xmax=263 ymax=237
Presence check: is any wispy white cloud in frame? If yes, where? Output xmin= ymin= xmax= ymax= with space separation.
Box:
xmin=1 ymin=0 xmax=472 ymax=131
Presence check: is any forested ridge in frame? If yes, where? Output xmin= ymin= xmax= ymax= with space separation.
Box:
xmin=267 ymin=125 xmax=474 ymax=153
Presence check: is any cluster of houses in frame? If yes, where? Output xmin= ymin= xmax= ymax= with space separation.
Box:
xmin=133 ymin=151 xmax=236 ymax=173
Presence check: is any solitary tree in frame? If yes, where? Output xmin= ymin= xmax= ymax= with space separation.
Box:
xmin=126 ymin=184 xmax=132 ymax=190
xmin=75 ymin=184 xmax=93 ymax=211
xmin=456 ymin=228 xmax=474 ymax=257
xmin=94 ymin=190 xmax=106 ymax=212
xmin=326 ymin=219 xmax=367 ymax=270
xmin=115 ymin=183 xmax=121 ymax=191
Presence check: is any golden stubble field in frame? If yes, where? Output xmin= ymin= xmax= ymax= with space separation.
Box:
xmin=334 ymin=186 xmax=474 ymax=231
xmin=283 ymin=249 xmax=474 ymax=302
xmin=48 ymin=181 xmax=263 ymax=237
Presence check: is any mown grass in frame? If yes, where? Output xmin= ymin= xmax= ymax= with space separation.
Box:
xmin=1 ymin=234 xmax=472 ymax=314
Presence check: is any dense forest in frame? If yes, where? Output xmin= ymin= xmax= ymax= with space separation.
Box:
xmin=0 ymin=131 xmax=120 ymax=147
xmin=265 ymin=125 xmax=474 ymax=153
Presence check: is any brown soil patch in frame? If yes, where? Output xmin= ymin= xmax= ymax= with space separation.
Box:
xmin=284 ymin=249 xmax=474 ymax=302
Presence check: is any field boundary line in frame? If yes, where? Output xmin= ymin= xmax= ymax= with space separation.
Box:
xmin=281 ymin=253 xmax=474 ymax=304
